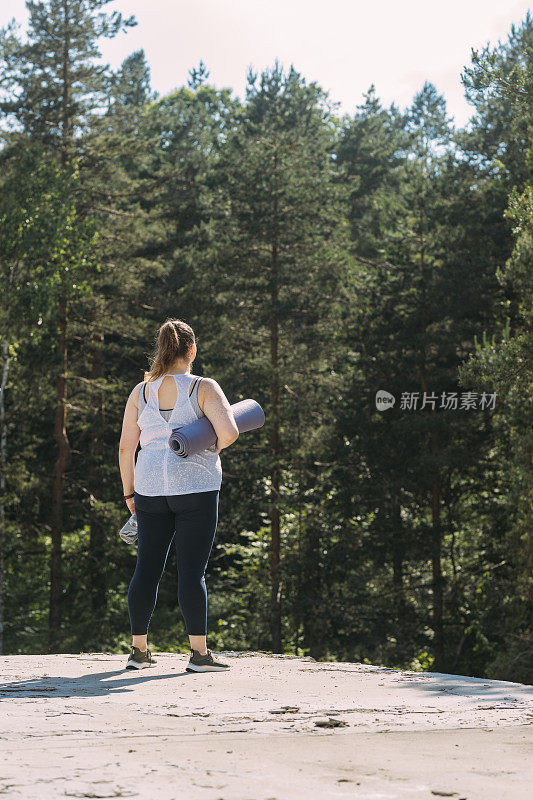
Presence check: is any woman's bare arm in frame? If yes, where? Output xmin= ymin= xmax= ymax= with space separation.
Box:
xmin=198 ymin=378 xmax=239 ymax=453
xmin=118 ymin=383 xmax=142 ymax=497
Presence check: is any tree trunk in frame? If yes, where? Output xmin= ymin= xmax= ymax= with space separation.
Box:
xmin=88 ymin=333 xmax=107 ymax=628
xmin=302 ymin=517 xmax=326 ymax=661
xmin=48 ymin=0 xmax=73 ymax=654
xmin=48 ymin=294 xmax=71 ymax=652
xmin=430 ymin=454 xmax=444 ymax=670
xmin=269 ymin=233 xmax=282 ymax=654
xmin=269 ymin=145 xmax=282 ymax=653
xmin=391 ymin=495 xmax=405 ymax=619
xmin=0 ymin=337 xmax=9 ymax=654
xmin=294 ymin=408 xmax=302 ymax=655
xmin=417 ymin=215 xmax=444 ymax=671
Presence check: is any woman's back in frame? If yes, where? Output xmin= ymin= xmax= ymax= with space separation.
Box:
xmin=137 ymin=372 xmax=204 ymax=420
xmin=135 ymin=373 xmax=222 ymax=497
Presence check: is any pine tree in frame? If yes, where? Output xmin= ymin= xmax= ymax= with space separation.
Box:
xmin=0 ymin=0 xmax=136 ymax=651
xmin=458 ymin=13 xmax=533 ymax=681
xmin=204 ymin=61 xmax=352 ymax=653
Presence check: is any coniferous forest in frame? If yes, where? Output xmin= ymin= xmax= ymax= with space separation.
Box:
xmin=0 ymin=1 xmax=531 ymax=682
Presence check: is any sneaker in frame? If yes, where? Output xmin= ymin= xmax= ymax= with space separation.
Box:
xmin=126 ymin=645 xmax=157 ymax=670
xmin=186 ymin=648 xmax=230 ymax=673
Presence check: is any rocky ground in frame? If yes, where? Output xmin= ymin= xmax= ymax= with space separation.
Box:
xmin=0 ymin=650 xmax=532 ymax=799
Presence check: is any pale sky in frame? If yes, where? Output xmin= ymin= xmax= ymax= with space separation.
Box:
xmin=1 ymin=0 xmax=530 ymax=127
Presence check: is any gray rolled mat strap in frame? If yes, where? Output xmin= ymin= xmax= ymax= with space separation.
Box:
xmin=168 ymin=398 xmax=265 ymax=458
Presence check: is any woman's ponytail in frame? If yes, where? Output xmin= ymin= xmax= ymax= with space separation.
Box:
xmin=144 ymin=319 xmax=196 ymax=381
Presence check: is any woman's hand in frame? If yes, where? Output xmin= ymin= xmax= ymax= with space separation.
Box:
xmin=125 ymin=496 xmax=135 ymax=515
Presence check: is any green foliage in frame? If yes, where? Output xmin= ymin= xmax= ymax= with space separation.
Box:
xmin=0 ymin=3 xmax=530 ymax=682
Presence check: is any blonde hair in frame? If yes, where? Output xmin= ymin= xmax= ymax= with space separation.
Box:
xmin=143 ymin=319 xmax=196 ymax=381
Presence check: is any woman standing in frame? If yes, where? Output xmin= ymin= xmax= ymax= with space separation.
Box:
xmin=118 ymin=319 xmax=239 ymax=671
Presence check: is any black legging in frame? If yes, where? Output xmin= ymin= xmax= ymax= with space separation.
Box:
xmin=128 ymin=490 xmax=219 ymax=636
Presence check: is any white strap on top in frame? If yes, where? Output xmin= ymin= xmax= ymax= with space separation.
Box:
xmin=149 ymin=374 xmax=167 ymax=409
xmin=141 ymin=373 xmax=200 ymax=415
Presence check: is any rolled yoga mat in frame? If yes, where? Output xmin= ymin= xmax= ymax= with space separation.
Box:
xmin=168 ymin=398 xmax=265 ymax=458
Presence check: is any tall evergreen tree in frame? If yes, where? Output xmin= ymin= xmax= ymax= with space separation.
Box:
xmin=0 ymin=141 xmax=98 ymax=653
xmin=458 ymin=13 xmax=533 ymax=681
xmin=0 ymin=0 xmax=136 ymax=650
xmin=205 ymin=61 xmax=352 ymax=653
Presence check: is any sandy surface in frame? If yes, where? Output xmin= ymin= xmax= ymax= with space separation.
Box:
xmin=0 ymin=650 xmax=532 ymax=799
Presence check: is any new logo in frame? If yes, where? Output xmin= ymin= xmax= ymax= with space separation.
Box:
xmin=376 ymin=390 xmax=395 ymax=411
